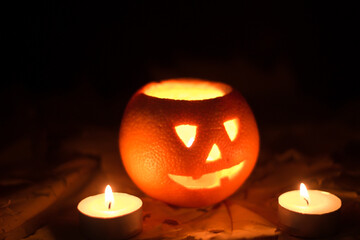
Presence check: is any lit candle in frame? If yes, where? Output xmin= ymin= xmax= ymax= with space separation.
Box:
xmin=78 ymin=185 xmax=143 ymax=240
xmin=278 ymin=183 xmax=342 ymax=238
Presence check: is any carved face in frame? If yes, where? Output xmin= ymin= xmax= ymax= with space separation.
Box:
xmin=169 ymin=119 xmax=243 ymax=190
xmin=119 ymin=79 xmax=259 ymax=207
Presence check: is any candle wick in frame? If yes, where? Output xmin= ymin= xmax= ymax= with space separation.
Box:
xmin=304 ymin=198 xmax=309 ymax=206
xmin=108 ymin=202 xmax=111 ymax=210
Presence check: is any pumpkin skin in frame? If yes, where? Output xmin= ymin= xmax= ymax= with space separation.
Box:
xmin=119 ymin=79 xmax=259 ymax=207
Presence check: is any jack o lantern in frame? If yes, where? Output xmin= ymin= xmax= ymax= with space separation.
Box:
xmin=119 ymin=79 xmax=259 ymax=207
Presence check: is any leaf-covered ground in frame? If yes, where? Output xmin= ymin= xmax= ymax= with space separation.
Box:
xmin=12 ymin=123 xmax=358 ymax=240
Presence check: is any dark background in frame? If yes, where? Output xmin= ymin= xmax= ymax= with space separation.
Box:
xmin=1 ymin=1 xmax=359 ymax=166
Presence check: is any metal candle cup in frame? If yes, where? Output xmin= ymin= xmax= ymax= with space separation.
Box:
xmin=77 ymin=186 xmax=143 ymax=240
xmin=278 ymin=184 xmax=341 ymax=238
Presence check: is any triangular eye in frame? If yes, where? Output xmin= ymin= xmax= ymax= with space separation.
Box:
xmin=223 ymin=118 xmax=239 ymax=141
xmin=175 ymin=125 xmax=197 ymax=147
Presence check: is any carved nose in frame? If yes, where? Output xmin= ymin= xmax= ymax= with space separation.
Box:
xmin=206 ymin=144 xmax=222 ymax=162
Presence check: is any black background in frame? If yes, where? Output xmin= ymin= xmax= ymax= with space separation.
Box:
xmin=1 ymin=1 xmax=359 ymax=162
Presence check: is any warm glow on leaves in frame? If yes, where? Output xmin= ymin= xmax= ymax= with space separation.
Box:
xmin=223 ymin=118 xmax=239 ymax=141
xmin=175 ymin=125 xmax=197 ymax=147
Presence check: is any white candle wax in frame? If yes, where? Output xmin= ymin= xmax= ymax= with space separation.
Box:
xmin=78 ymin=192 xmax=142 ymax=218
xmin=278 ymin=190 xmax=341 ymax=215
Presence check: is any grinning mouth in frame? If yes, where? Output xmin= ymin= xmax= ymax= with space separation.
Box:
xmin=168 ymin=161 xmax=245 ymax=190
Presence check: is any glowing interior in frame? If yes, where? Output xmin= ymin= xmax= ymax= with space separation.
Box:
xmin=144 ymin=81 xmax=229 ymax=100
xmin=175 ymin=125 xmax=197 ymax=147
xmin=168 ymin=161 xmax=245 ymax=190
xmin=206 ymin=144 xmax=222 ymax=162
xmin=223 ymin=118 xmax=239 ymax=141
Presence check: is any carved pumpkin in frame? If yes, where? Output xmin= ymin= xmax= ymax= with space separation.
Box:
xmin=119 ymin=79 xmax=259 ymax=207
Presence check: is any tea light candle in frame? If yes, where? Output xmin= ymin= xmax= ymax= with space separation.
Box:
xmin=278 ymin=183 xmax=342 ymax=238
xmin=78 ymin=185 xmax=143 ymax=240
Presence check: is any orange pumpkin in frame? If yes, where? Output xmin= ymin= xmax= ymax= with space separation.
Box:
xmin=119 ymin=79 xmax=259 ymax=207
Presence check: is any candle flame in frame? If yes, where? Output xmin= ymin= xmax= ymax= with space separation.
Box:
xmin=105 ymin=185 xmax=114 ymax=210
xmin=300 ymin=183 xmax=310 ymax=205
